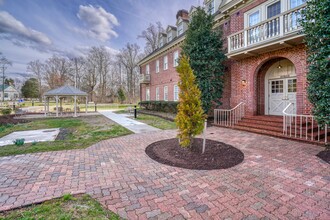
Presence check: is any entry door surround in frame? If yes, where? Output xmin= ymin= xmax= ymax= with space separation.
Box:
xmin=265 ymin=59 xmax=297 ymax=115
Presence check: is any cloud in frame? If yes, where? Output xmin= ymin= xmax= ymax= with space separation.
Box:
xmin=73 ymin=45 xmax=119 ymax=57
xmin=0 ymin=11 xmax=52 ymax=48
xmin=74 ymin=5 xmax=119 ymax=41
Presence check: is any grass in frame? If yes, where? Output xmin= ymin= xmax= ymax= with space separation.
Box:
xmin=0 ymin=116 xmax=132 ymax=157
xmin=0 ymin=194 xmax=121 ymax=220
xmin=134 ymin=113 xmax=177 ymax=130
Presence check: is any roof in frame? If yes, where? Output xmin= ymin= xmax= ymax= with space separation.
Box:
xmin=44 ymin=85 xmax=87 ymax=96
xmin=0 ymin=84 xmax=10 ymax=90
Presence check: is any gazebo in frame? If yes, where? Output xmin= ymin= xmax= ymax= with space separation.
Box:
xmin=43 ymin=85 xmax=88 ymax=117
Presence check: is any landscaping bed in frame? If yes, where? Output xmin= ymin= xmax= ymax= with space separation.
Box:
xmin=317 ymin=149 xmax=330 ymax=164
xmin=146 ymin=138 xmax=244 ymax=170
xmin=0 ymin=194 xmax=120 ymax=220
xmin=0 ymin=115 xmax=29 ymax=125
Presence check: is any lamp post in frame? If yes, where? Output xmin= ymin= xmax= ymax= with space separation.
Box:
xmin=0 ymin=56 xmax=12 ymax=103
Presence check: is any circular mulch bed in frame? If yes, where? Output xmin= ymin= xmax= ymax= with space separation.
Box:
xmin=145 ymin=138 xmax=244 ymax=170
xmin=317 ymin=150 xmax=330 ymax=164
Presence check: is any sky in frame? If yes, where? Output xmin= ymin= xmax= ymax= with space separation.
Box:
xmin=0 ymin=0 xmax=198 ymax=76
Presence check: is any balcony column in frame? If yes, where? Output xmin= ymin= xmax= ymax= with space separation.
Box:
xmin=279 ymin=14 xmax=284 ymax=36
xmin=244 ymin=30 xmax=248 ymax=47
xmin=228 ymin=37 xmax=231 ymax=53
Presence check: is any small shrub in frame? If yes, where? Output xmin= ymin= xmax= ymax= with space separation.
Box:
xmin=1 ymin=108 xmax=12 ymax=115
xmin=62 ymin=194 xmax=74 ymax=201
xmin=13 ymin=138 xmax=25 ymax=146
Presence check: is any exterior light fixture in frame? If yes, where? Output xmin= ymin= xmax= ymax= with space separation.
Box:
xmin=241 ymin=80 xmax=247 ymax=86
xmin=277 ymin=60 xmax=282 ymax=69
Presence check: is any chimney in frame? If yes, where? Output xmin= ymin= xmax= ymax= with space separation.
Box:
xmin=176 ymin=9 xmax=189 ymax=20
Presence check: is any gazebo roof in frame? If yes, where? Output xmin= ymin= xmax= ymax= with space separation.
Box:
xmin=44 ymin=85 xmax=87 ymax=97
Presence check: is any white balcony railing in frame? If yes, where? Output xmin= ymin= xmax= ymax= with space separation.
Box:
xmin=228 ymin=4 xmax=305 ymax=53
xmin=283 ymin=103 xmax=329 ymax=144
xmin=214 ymin=102 xmax=245 ymax=127
xmin=139 ymin=74 xmax=150 ymax=84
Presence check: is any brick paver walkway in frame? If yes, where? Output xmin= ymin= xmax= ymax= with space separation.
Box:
xmin=0 ymin=127 xmax=329 ymax=219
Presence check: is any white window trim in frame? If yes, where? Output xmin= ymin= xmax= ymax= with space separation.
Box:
xmin=173 ymin=51 xmax=179 ymax=67
xmin=146 ymin=64 xmax=150 ymax=75
xmin=146 ymin=88 xmax=150 ymax=101
xmin=177 ymin=23 xmax=183 ymax=36
xmin=174 ymin=85 xmax=179 ymax=101
xmin=156 ymin=60 xmax=159 ymax=73
xmin=156 ymin=87 xmax=160 ymax=101
xmin=163 ymin=56 xmax=168 ymax=70
xmin=164 ymin=86 xmax=168 ymax=101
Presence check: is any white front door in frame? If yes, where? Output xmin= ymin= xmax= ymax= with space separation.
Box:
xmin=269 ymin=78 xmax=296 ymax=115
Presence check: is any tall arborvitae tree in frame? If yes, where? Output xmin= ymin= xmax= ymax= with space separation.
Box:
xmin=175 ymin=55 xmax=206 ymax=148
xmin=182 ymin=7 xmax=226 ymax=115
xmin=301 ymin=0 xmax=330 ymax=125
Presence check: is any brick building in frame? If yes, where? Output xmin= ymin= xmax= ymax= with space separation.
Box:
xmin=139 ymin=0 xmax=308 ymax=117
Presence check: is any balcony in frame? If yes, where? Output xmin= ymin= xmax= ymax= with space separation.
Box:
xmin=139 ymin=74 xmax=150 ymax=84
xmin=227 ymin=4 xmax=305 ymax=59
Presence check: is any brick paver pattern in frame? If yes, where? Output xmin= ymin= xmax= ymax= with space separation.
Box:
xmin=0 ymin=127 xmax=329 ymax=219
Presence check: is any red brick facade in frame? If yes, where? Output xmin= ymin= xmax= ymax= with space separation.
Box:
xmin=140 ymin=1 xmax=311 ymax=116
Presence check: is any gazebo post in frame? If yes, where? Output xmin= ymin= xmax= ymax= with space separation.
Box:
xmin=60 ymin=97 xmax=63 ymax=116
xmin=85 ymin=96 xmax=88 ymax=114
xmin=55 ymin=95 xmax=59 ymax=117
xmin=47 ymin=97 xmax=49 ymax=115
xmin=74 ymin=95 xmax=77 ymax=117
xmin=44 ymin=96 xmax=46 ymax=117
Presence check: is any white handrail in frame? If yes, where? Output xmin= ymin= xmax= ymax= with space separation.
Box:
xmin=283 ymin=103 xmax=329 ymax=144
xmin=214 ymin=102 xmax=245 ymax=127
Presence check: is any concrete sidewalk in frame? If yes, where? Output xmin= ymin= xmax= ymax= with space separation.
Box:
xmin=98 ymin=110 xmax=160 ymax=133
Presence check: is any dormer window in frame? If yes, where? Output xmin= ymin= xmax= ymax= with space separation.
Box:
xmin=206 ymin=0 xmax=215 ymax=15
xmin=177 ymin=23 xmax=183 ymax=35
xmin=167 ymin=32 xmax=172 ymax=42
xmin=159 ymin=39 xmax=163 ymax=48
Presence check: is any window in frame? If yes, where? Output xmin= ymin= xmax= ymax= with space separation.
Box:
xmin=156 ymin=60 xmax=159 ymax=73
xmin=288 ymin=79 xmax=297 ymax=93
xmin=177 ymin=23 xmax=183 ymax=35
xmin=249 ymin=11 xmax=260 ymax=26
xmin=271 ymin=80 xmax=284 ymax=93
xmin=267 ymin=1 xmax=281 ymax=19
xmin=290 ymin=0 xmax=306 ymax=8
xmin=173 ymin=51 xmax=179 ymax=67
xmin=174 ymin=85 xmax=179 ymax=101
xmin=156 ymin=87 xmax=160 ymax=101
xmin=206 ymin=0 xmax=215 ymax=14
xmin=167 ymin=32 xmax=172 ymax=42
xmin=146 ymin=64 xmax=150 ymax=75
xmin=164 ymin=86 xmax=168 ymax=101
xmin=146 ymin=88 xmax=150 ymax=101
xmin=163 ymin=56 xmax=168 ymax=70
xmin=159 ymin=39 xmax=163 ymax=48
xmin=4 ymin=93 xmax=8 ymax=98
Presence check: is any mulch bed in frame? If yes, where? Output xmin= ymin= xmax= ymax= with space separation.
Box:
xmin=317 ymin=150 xmax=330 ymax=164
xmin=145 ymin=138 xmax=244 ymax=170
xmin=0 ymin=115 xmax=30 ymax=125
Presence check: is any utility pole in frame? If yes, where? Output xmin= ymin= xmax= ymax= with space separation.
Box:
xmin=0 ymin=56 xmax=12 ymax=103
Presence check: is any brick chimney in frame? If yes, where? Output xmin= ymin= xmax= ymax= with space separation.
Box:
xmin=176 ymin=9 xmax=189 ymax=20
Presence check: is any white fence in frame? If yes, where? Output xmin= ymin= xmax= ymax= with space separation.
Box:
xmin=214 ymin=102 xmax=245 ymax=127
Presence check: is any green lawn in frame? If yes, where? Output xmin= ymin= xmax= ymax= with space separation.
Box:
xmin=134 ymin=113 xmax=177 ymax=130
xmin=0 ymin=194 xmax=121 ymax=220
xmin=0 ymin=115 xmax=132 ymax=157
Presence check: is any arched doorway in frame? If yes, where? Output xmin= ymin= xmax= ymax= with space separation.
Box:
xmin=264 ymin=59 xmax=297 ymax=115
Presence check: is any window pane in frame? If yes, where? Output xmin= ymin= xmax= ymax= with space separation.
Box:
xmin=290 ymin=0 xmax=306 ymax=8
xmin=249 ymin=11 xmax=260 ymax=26
xmin=267 ymin=1 xmax=281 ymax=19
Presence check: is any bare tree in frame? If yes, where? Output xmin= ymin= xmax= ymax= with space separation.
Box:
xmin=68 ymin=57 xmax=85 ymax=90
xmin=0 ymin=54 xmax=12 ymax=102
xmin=138 ymin=22 xmax=164 ymax=54
xmin=27 ymin=60 xmax=44 ymax=101
xmin=43 ymin=56 xmax=70 ymax=89
xmin=117 ymin=43 xmax=141 ymax=102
